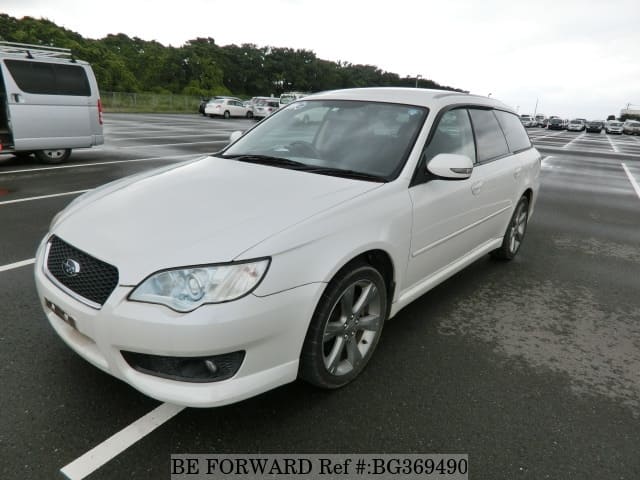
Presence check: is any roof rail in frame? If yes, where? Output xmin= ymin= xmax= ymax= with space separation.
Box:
xmin=0 ymin=41 xmax=73 ymax=60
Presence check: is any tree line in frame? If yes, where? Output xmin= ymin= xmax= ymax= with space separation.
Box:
xmin=0 ymin=14 xmax=465 ymax=97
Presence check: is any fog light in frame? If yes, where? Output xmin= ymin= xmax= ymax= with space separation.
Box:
xmin=121 ymin=350 xmax=245 ymax=383
xmin=204 ymin=359 xmax=218 ymax=374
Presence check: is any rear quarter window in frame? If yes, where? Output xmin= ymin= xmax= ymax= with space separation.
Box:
xmin=494 ymin=110 xmax=532 ymax=153
xmin=468 ymin=109 xmax=510 ymax=162
xmin=5 ymin=59 xmax=91 ymax=96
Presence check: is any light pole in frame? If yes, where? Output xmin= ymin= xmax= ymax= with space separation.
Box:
xmin=415 ymin=74 xmax=422 ymax=88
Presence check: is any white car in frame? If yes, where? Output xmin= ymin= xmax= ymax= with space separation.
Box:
xmin=567 ymin=119 xmax=585 ymax=132
xmin=35 ymin=88 xmax=540 ymax=407
xmin=606 ymin=121 xmax=624 ymax=134
xmin=204 ymin=98 xmax=253 ymax=119
xmin=252 ymin=97 xmax=280 ymax=119
xmin=519 ymin=115 xmax=536 ymax=128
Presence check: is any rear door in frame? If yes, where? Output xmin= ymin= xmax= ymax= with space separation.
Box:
xmin=1 ymin=58 xmax=93 ymax=150
xmin=465 ymin=108 xmax=522 ymax=242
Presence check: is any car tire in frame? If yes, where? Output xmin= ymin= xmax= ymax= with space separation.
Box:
xmin=299 ymin=262 xmax=388 ymax=389
xmin=246 ymin=111 xmax=254 ymax=119
xmin=223 ymin=111 xmax=231 ymax=119
xmin=491 ymin=195 xmax=529 ymax=261
xmin=34 ymin=149 xmax=71 ymax=164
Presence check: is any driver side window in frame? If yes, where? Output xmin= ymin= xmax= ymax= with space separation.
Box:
xmin=422 ymin=109 xmax=476 ymax=164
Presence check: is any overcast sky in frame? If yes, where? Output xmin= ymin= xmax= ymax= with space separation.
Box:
xmin=3 ymin=0 xmax=640 ymax=119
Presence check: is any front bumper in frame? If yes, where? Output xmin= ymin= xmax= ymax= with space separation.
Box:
xmin=34 ymin=238 xmax=324 ymax=407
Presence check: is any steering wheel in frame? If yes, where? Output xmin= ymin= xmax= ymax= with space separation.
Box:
xmin=288 ymin=141 xmax=321 ymax=158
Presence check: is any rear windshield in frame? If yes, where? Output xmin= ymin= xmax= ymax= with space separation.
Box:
xmin=5 ymin=59 xmax=91 ymax=96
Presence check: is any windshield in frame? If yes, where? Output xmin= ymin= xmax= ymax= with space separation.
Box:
xmin=550 ymin=119 xmax=562 ymax=123
xmin=610 ymin=122 xmax=623 ymax=126
xmin=221 ymin=99 xmax=428 ymax=181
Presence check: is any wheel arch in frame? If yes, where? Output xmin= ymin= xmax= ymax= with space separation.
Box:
xmin=330 ymin=249 xmax=396 ymax=311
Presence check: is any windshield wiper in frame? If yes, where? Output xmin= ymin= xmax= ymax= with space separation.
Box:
xmin=220 ymin=154 xmax=310 ymax=170
xmin=304 ymin=167 xmax=387 ymax=182
xmin=220 ymin=155 xmax=386 ymax=182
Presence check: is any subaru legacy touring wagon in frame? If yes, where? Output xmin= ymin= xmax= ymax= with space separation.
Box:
xmin=35 ymin=88 xmax=540 ymax=407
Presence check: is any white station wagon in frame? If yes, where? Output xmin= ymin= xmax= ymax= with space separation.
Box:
xmin=35 ymin=88 xmax=540 ymax=407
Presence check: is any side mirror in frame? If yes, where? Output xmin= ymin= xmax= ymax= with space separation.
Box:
xmin=427 ymin=153 xmax=473 ymax=180
xmin=229 ymin=131 xmax=242 ymax=143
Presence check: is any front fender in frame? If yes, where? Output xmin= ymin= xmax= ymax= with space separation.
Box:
xmin=244 ymin=182 xmax=414 ymax=302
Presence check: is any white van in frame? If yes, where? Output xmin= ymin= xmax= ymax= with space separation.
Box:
xmin=0 ymin=41 xmax=104 ymax=163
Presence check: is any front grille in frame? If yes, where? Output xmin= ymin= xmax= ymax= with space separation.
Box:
xmin=46 ymin=235 xmax=119 ymax=307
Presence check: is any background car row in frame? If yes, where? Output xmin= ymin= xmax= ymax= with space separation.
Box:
xmin=520 ymin=114 xmax=640 ymax=135
xmin=198 ymin=92 xmax=309 ymax=120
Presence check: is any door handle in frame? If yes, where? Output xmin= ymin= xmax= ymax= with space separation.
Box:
xmin=12 ymin=93 xmax=24 ymax=103
xmin=514 ymin=167 xmax=523 ymax=179
xmin=471 ymin=181 xmax=483 ymax=195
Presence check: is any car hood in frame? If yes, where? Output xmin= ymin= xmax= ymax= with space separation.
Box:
xmin=52 ymin=157 xmax=381 ymax=284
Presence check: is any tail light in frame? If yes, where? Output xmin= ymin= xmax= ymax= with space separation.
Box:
xmin=97 ymin=99 xmax=104 ymax=125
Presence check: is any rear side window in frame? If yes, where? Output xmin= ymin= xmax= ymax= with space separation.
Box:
xmin=468 ymin=109 xmax=509 ymax=162
xmin=494 ymin=110 xmax=532 ymax=153
xmin=5 ymin=60 xmax=91 ymax=96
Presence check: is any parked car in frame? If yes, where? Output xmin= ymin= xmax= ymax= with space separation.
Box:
xmin=205 ymin=98 xmax=254 ymax=119
xmin=198 ymin=97 xmax=209 ymax=115
xmin=279 ymin=91 xmax=308 ymax=107
xmin=606 ymin=121 xmax=624 ymax=134
xmin=252 ymin=97 xmax=280 ymax=119
xmin=200 ymin=96 xmax=243 ymax=116
xmin=586 ymin=120 xmax=604 ymax=133
xmin=567 ymin=119 xmax=586 ymax=132
xmin=0 ymin=41 xmax=103 ymax=164
xmin=35 ymin=87 xmax=540 ymax=407
xmin=623 ymin=120 xmax=640 ymax=135
xmin=535 ymin=114 xmax=546 ymax=127
xmin=520 ymin=114 xmax=536 ymax=127
xmin=547 ymin=117 xmax=566 ymax=130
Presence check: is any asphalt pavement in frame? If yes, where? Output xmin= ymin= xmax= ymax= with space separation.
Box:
xmin=1 ymin=116 xmax=639 ymax=479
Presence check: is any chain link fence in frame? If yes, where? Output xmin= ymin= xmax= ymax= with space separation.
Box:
xmin=101 ymin=91 xmax=203 ymax=113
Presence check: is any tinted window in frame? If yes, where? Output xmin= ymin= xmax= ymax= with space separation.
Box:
xmin=422 ymin=109 xmax=476 ymax=164
xmin=494 ymin=110 xmax=532 ymax=153
xmin=5 ymin=59 xmax=91 ymax=96
xmin=468 ymin=109 xmax=509 ymax=162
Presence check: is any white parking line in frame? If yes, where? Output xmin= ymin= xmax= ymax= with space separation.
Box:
xmin=531 ymin=130 xmax=564 ymax=140
xmin=0 ymin=190 xmax=89 ymax=205
xmin=109 ymin=133 xmax=229 ymax=142
xmin=0 ymin=153 xmax=200 ymax=176
xmin=606 ymin=134 xmax=620 ymax=153
xmin=562 ymin=132 xmax=586 ymax=149
xmin=115 ymin=139 xmax=227 ymax=149
xmin=0 ymin=258 xmax=35 ymax=272
xmin=60 ymin=403 xmax=185 ymax=480
xmin=622 ymin=163 xmax=640 ymax=200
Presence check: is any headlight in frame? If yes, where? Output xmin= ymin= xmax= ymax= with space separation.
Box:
xmin=129 ymin=258 xmax=270 ymax=312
